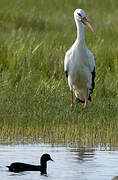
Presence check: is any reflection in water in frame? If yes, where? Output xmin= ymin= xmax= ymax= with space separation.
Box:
xmin=70 ymin=147 xmax=95 ymax=162
xmin=112 ymin=177 xmax=118 ymax=180
xmin=0 ymin=144 xmax=118 ymax=180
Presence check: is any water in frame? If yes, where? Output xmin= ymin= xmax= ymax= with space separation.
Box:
xmin=0 ymin=143 xmax=118 ymax=180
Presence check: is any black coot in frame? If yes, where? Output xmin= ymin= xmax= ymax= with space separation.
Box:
xmin=6 ymin=153 xmax=53 ymax=175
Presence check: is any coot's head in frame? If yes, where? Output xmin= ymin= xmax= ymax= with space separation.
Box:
xmin=40 ymin=154 xmax=53 ymax=164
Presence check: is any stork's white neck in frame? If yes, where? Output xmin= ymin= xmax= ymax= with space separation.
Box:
xmin=75 ymin=19 xmax=86 ymax=45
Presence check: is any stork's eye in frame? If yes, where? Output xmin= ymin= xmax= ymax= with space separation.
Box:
xmin=77 ymin=13 xmax=82 ymax=17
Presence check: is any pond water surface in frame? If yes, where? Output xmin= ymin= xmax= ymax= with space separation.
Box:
xmin=0 ymin=143 xmax=118 ymax=180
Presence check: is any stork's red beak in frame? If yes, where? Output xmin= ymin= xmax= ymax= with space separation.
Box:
xmin=81 ymin=17 xmax=96 ymax=34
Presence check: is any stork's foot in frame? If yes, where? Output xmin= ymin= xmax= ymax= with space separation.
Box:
xmin=70 ymin=103 xmax=74 ymax=108
xmin=84 ymin=88 xmax=88 ymax=108
xmin=84 ymin=102 xmax=88 ymax=108
xmin=70 ymin=89 xmax=74 ymax=108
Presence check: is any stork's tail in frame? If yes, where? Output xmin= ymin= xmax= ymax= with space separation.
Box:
xmin=76 ymin=68 xmax=95 ymax=104
xmin=76 ymin=94 xmax=91 ymax=104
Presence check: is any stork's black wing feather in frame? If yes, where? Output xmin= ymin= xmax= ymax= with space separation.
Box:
xmin=65 ymin=71 xmax=68 ymax=78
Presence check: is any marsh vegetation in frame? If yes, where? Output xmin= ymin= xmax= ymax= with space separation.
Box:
xmin=0 ymin=0 xmax=117 ymax=146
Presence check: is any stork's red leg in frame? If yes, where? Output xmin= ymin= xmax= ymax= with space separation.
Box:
xmin=70 ymin=89 xmax=74 ymax=108
xmin=84 ymin=88 xmax=88 ymax=108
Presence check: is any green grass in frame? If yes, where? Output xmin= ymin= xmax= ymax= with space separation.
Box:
xmin=0 ymin=0 xmax=117 ymax=146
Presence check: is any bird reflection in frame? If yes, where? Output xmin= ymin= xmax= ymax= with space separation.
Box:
xmin=112 ymin=176 xmax=118 ymax=180
xmin=69 ymin=147 xmax=95 ymax=162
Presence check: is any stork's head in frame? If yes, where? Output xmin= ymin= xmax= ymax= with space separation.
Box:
xmin=74 ymin=9 xmax=96 ymax=34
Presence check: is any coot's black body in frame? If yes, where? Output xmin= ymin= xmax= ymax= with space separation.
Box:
xmin=6 ymin=153 xmax=53 ymax=175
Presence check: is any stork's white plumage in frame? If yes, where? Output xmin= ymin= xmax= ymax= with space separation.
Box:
xmin=64 ymin=9 xmax=96 ymax=108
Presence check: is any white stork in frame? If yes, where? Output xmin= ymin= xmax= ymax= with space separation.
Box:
xmin=64 ymin=9 xmax=96 ymax=108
